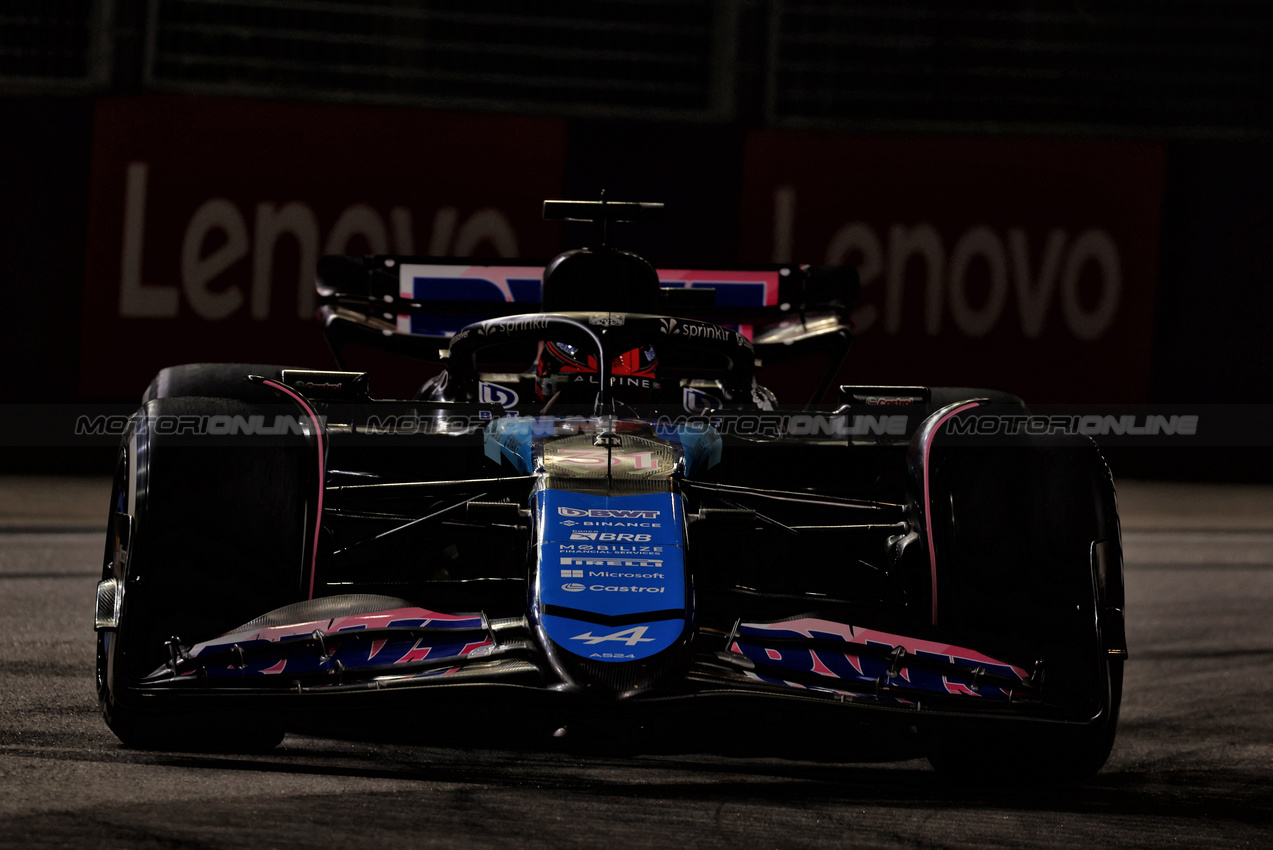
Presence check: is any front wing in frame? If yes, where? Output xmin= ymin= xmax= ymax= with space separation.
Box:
xmin=119 ymin=596 xmax=1096 ymax=732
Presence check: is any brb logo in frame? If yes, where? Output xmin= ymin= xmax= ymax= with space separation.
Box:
xmin=569 ymin=532 xmax=653 ymax=542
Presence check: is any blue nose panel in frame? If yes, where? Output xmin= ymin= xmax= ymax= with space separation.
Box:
xmin=541 ymin=613 xmax=687 ymax=663
xmin=536 ymin=490 xmax=687 ymax=661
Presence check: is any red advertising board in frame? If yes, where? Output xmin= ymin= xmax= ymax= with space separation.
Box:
xmin=740 ymin=132 xmax=1165 ymax=402
xmin=82 ymin=96 xmax=567 ymax=398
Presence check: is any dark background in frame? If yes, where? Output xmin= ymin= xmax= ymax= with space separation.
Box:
xmin=2 ymin=1 xmax=1270 ymax=476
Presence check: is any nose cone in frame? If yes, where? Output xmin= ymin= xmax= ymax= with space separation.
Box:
xmin=533 ymin=486 xmax=692 ymax=696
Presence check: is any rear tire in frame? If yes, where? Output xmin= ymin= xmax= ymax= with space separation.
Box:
xmin=927 ymin=386 xmax=1026 ymax=412
xmin=143 ymin=363 xmax=298 ymax=404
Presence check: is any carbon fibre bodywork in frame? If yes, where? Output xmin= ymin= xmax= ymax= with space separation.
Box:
xmin=95 ymin=214 xmax=1125 ymax=779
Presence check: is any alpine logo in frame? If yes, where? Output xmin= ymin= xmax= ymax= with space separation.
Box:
xmin=557 ymin=507 xmax=660 ymax=519
xmin=570 ymin=626 xmax=656 ymax=646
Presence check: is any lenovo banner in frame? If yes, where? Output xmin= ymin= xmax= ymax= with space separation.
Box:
xmin=740 ymin=132 xmax=1165 ymax=402
xmin=82 ymin=96 xmax=567 ymax=398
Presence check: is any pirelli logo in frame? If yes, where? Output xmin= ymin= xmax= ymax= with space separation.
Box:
xmin=560 ymin=557 xmax=663 ymax=569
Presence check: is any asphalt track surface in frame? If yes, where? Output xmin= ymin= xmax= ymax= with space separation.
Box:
xmin=1 ymin=478 xmax=1271 ymax=848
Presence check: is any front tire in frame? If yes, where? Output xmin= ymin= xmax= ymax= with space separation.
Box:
xmin=97 ymin=396 xmax=313 ymax=751
xmin=921 ymin=431 xmax=1124 ymax=784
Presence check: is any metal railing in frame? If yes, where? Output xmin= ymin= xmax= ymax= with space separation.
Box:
xmin=765 ymin=0 xmax=1273 ymax=136
xmin=2 ymin=0 xmax=1269 ymax=136
xmin=141 ymin=0 xmax=740 ymax=120
xmin=0 ymin=0 xmax=113 ymax=93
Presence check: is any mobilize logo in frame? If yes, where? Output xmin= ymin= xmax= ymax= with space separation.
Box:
xmin=557 ymin=544 xmax=662 ymax=554
xmin=557 ymin=507 xmax=660 ymax=519
xmin=570 ymin=626 xmax=656 ymax=646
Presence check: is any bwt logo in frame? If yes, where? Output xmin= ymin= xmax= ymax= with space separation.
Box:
xmin=557 ymin=507 xmax=659 ymax=519
xmin=478 ymin=382 xmax=519 ymax=409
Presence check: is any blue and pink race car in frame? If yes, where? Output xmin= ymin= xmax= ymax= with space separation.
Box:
xmin=95 ymin=199 xmax=1125 ymax=783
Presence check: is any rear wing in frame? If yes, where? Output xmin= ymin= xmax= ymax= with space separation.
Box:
xmin=317 ymin=256 xmax=858 ymax=367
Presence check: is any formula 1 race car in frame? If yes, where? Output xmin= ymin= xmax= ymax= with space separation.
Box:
xmin=95 ymin=199 xmax=1126 ymax=783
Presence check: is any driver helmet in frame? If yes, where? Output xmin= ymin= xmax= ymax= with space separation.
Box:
xmin=536 ymin=340 xmax=659 ymax=403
